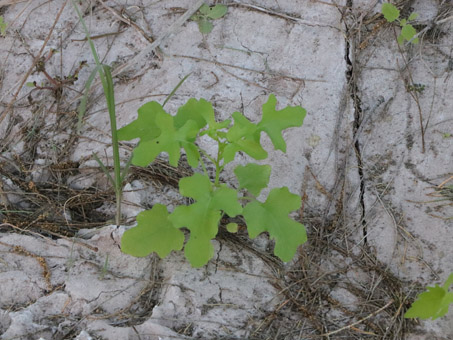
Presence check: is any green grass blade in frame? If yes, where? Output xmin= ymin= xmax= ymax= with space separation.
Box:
xmin=93 ymin=152 xmax=115 ymax=187
xmin=120 ymin=154 xmax=133 ymax=183
xmin=162 ymin=73 xmax=191 ymax=107
xmin=77 ymin=66 xmax=99 ymax=133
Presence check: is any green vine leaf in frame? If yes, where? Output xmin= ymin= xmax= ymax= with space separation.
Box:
xmin=243 ymin=187 xmax=306 ymax=262
xmin=121 ymin=204 xmax=184 ymax=258
xmin=170 ymin=173 xmax=242 ymax=267
xmin=382 ymin=3 xmax=400 ymax=23
xmin=257 ymin=94 xmax=306 ymax=152
xmin=234 ymin=163 xmax=271 ymax=196
xmin=405 ymin=274 xmax=453 ymax=320
xmin=118 ymin=101 xmax=201 ymax=167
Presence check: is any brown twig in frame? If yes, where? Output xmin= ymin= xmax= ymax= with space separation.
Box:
xmin=0 ymin=0 xmax=69 ymax=125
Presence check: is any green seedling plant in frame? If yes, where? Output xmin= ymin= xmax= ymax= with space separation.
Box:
xmin=382 ymin=3 xmax=419 ymax=45
xmin=119 ymin=94 xmax=307 ymax=267
xmin=405 ymin=273 xmax=453 ymax=320
xmin=190 ymin=3 xmax=227 ymax=34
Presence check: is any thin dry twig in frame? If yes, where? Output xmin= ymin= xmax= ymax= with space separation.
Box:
xmin=0 ymin=0 xmax=69 ymax=125
xmin=320 ymin=299 xmax=394 ymax=337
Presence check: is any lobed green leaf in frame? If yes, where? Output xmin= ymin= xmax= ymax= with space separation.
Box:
xmin=170 ymin=173 xmax=242 ymax=267
xmin=118 ymin=100 xmax=202 ymax=168
xmin=258 ymin=94 xmax=306 ymax=152
xmin=121 ymin=204 xmax=184 ymax=258
xmin=405 ymin=287 xmax=453 ymax=320
xmin=224 ymin=111 xmax=266 ymax=163
xmin=243 ymin=187 xmax=306 ymax=262
xmin=234 ymin=163 xmax=271 ymax=196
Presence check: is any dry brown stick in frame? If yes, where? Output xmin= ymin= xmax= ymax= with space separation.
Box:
xmin=0 ymin=0 xmax=69 ymax=126
xmin=96 ymin=0 xmax=153 ymax=43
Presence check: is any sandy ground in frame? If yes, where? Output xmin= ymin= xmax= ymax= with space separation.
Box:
xmin=0 ymin=0 xmax=453 ymax=339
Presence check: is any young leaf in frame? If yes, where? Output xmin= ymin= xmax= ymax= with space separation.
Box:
xmin=121 ymin=204 xmax=184 ymax=258
xmin=198 ymin=18 xmax=214 ymax=34
xmin=117 ymin=101 xmax=163 ymax=141
xmin=26 ymin=82 xmax=36 ymax=87
xmin=408 ymin=12 xmax=419 ymax=21
xmin=382 ymin=3 xmax=400 ymax=23
xmin=118 ymin=102 xmax=201 ymax=168
xmin=135 ymin=113 xmax=200 ymax=167
xmin=224 ymin=111 xmax=267 ymax=163
xmin=234 ymin=163 xmax=271 ymax=196
xmin=206 ymin=4 xmax=227 ymax=19
xmin=170 ymin=173 xmax=242 ymax=267
xmin=401 ymin=24 xmax=417 ymax=43
xmin=226 ymin=223 xmax=238 ymax=233
xmin=257 ymin=94 xmax=306 ymax=152
xmin=174 ymin=98 xmax=212 ymax=129
xmin=198 ymin=3 xmax=210 ymax=15
xmin=405 ymin=273 xmax=453 ymax=320
xmin=405 ymin=281 xmax=453 ymax=320
xmin=400 ymin=18 xmax=407 ymax=26
xmin=243 ymin=187 xmax=306 ymax=262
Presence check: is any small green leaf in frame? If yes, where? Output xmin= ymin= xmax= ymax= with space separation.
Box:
xmin=199 ymin=3 xmax=210 ymax=15
xmin=405 ymin=284 xmax=453 ymax=319
xmin=408 ymin=12 xmax=419 ymax=21
xmin=121 ymin=204 xmax=184 ymax=258
xmin=401 ymin=24 xmax=417 ymax=41
xmin=243 ymin=187 xmax=306 ymax=262
xmin=206 ymin=4 xmax=227 ymax=19
xmin=170 ymin=173 xmax=242 ymax=267
xmin=397 ymin=34 xmax=405 ymax=46
xmin=234 ymin=163 xmax=271 ymax=196
xmin=226 ymin=223 xmax=238 ymax=233
xmin=257 ymin=94 xmax=306 ymax=152
xmin=174 ymin=98 xmax=212 ymax=129
xmin=134 ymin=112 xmax=200 ymax=167
xmin=26 ymin=82 xmax=35 ymax=87
xmin=224 ymin=111 xmax=267 ymax=163
xmin=400 ymin=18 xmax=407 ymax=26
xmin=198 ymin=18 xmax=213 ymax=34
xmin=382 ymin=3 xmax=400 ymax=23
xmin=190 ymin=14 xmax=201 ymax=21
